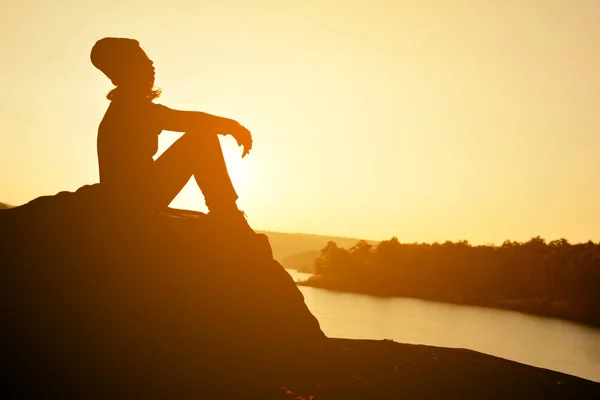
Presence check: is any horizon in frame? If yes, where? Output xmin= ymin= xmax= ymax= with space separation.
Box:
xmin=2 ymin=1 xmax=600 ymax=244
xmin=1 ymin=198 xmax=595 ymax=247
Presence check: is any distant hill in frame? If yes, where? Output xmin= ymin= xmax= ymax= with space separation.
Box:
xmin=0 ymin=202 xmax=13 ymax=210
xmin=258 ymin=231 xmax=378 ymax=272
xmin=280 ymin=249 xmax=321 ymax=273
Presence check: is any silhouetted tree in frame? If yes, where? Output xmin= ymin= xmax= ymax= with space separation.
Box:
xmin=307 ymin=236 xmax=600 ymax=325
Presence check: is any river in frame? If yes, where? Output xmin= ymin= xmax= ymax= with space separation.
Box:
xmin=285 ymin=269 xmax=600 ymax=383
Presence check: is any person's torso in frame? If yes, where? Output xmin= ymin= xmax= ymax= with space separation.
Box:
xmin=97 ymin=96 xmax=163 ymax=189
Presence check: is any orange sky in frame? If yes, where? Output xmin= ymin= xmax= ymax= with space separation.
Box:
xmin=1 ymin=0 xmax=599 ymax=244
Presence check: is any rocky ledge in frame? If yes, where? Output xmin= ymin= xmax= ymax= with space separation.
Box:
xmin=0 ymin=185 xmax=597 ymax=399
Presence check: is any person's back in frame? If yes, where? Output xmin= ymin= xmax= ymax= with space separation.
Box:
xmin=97 ymin=91 xmax=165 ymax=207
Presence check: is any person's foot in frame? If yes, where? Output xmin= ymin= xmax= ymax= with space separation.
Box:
xmin=207 ymin=209 xmax=255 ymax=235
xmin=207 ymin=209 xmax=274 ymax=258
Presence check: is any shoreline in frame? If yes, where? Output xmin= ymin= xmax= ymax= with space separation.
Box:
xmin=297 ymin=279 xmax=600 ymax=327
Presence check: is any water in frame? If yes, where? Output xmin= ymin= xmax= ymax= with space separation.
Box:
xmin=285 ymin=269 xmax=600 ymax=383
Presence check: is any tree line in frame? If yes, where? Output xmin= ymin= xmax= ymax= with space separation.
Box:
xmin=306 ymin=236 xmax=600 ymax=325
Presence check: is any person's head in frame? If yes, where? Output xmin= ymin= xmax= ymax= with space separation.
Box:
xmin=90 ymin=37 xmax=161 ymax=100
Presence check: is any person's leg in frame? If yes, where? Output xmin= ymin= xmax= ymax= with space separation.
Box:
xmin=149 ymin=131 xmax=239 ymax=212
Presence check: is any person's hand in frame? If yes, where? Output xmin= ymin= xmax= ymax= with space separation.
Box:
xmin=230 ymin=123 xmax=253 ymax=158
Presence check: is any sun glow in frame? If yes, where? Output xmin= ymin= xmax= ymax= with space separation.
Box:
xmin=2 ymin=0 xmax=600 ymax=242
xmin=220 ymin=137 xmax=250 ymax=196
xmin=154 ymin=133 xmax=254 ymax=214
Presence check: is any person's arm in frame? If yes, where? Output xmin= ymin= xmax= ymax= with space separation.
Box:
xmin=156 ymin=105 xmax=236 ymax=133
xmin=154 ymin=104 xmax=253 ymax=157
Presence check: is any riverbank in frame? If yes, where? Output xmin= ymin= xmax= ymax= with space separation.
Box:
xmin=298 ymin=278 xmax=600 ymax=327
xmin=274 ymin=338 xmax=599 ymax=399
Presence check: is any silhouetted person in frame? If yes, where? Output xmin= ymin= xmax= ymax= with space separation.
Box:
xmin=91 ymin=37 xmax=252 ymax=230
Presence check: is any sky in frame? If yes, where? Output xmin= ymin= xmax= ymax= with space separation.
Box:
xmin=1 ymin=0 xmax=599 ymax=244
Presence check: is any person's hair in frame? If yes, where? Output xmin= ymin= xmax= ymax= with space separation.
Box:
xmin=105 ymin=86 xmax=162 ymax=101
xmin=90 ymin=37 xmax=161 ymax=101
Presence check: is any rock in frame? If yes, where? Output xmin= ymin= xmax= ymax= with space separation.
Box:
xmin=0 ymin=184 xmax=329 ymax=398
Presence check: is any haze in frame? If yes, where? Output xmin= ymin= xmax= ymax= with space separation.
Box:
xmin=1 ymin=0 xmax=599 ymax=244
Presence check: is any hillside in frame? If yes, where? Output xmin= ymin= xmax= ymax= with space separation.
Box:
xmin=280 ymin=249 xmax=321 ymax=273
xmin=0 ymin=185 xmax=327 ymax=398
xmin=2 ymin=186 xmax=598 ymax=398
xmin=260 ymin=230 xmax=377 ymax=268
xmin=301 ymin=238 xmax=600 ymax=326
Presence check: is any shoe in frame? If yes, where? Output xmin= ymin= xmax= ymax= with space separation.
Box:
xmin=207 ymin=209 xmax=255 ymax=235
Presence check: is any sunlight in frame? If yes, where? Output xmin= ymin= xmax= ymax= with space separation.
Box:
xmin=155 ymin=133 xmax=254 ymax=213
xmin=220 ymin=137 xmax=247 ymax=194
xmin=2 ymin=3 xmax=600 ymax=396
